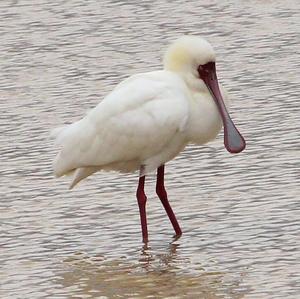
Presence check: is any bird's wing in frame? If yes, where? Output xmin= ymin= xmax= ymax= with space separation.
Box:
xmin=53 ymin=71 xmax=189 ymax=177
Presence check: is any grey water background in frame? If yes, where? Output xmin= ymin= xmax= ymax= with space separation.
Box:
xmin=1 ymin=0 xmax=299 ymax=298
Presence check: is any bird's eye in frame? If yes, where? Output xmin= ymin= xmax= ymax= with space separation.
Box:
xmin=198 ymin=64 xmax=209 ymax=74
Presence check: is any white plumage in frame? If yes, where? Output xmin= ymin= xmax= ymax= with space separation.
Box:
xmin=52 ymin=36 xmax=233 ymax=189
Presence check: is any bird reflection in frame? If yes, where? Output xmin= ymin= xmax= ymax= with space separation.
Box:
xmin=58 ymin=243 xmax=245 ymax=298
xmin=139 ymin=242 xmax=181 ymax=273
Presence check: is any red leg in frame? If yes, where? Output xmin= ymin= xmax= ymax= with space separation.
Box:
xmin=136 ymin=174 xmax=148 ymax=243
xmin=156 ymin=165 xmax=182 ymax=237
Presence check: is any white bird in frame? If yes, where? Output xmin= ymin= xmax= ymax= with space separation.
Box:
xmin=52 ymin=35 xmax=246 ymax=243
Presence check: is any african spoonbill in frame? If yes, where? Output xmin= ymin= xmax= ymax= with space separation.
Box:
xmin=52 ymin=36 xmax=246 ymax=243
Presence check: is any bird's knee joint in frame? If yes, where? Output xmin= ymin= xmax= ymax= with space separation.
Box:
xmin=136 ymin=189 xmax=147 ymax=205
xmin=156 ymin=185 xmax=167 ymax=199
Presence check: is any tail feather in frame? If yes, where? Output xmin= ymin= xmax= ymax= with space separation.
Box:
xmin=51 ymin=123 xmax=78 ymax=177
xmin=69 ymin=166 xmax=101 ymax=189
xmin=50 ymin=126 xmax=69 ymax=146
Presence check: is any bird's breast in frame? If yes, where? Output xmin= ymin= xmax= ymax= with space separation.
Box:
xmin=186 ymin=92 xmax=223 ymax=145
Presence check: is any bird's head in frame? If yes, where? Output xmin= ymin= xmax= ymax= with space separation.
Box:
xmin=163 ymin=35 xmax=216 ymax=74
xmin=164 ymin=35 xmax=246 ymax=154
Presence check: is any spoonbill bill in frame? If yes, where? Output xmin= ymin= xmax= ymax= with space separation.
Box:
xmin=52 ymin=36 xmax=246 ymax=243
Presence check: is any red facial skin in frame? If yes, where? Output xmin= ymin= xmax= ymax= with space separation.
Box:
xmin=198 ymin=62 xmax=246 ymax=153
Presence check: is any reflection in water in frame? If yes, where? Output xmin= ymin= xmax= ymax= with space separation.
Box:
xmin=59 ymin=243 xmax=240 ymax=298
xmin=139 ymin=242 xmax=184 ymax=273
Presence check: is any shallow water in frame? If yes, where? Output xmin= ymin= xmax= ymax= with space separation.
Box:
xmin=1 ymin=0 xmax=299 ymax=298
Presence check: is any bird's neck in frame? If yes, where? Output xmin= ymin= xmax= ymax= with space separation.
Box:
xmin=167 ymin=67 xmax=207 ymax=93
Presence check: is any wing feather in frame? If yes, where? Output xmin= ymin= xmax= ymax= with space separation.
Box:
xmin=53 ymin=71 xmax=188 ymax=177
